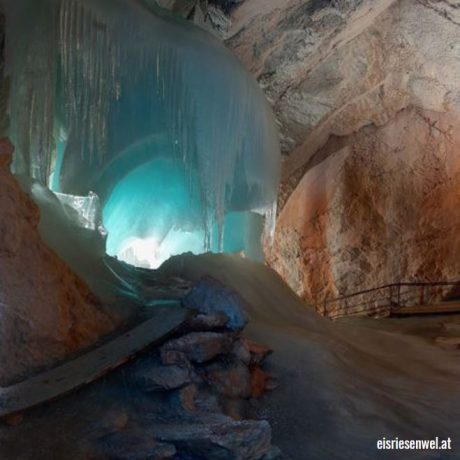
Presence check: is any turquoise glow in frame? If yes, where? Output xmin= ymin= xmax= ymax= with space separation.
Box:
xmin=103 ymin=156 xmax=263 ymax=268
xmin=5 ymin=0 xmax=280 ymax=265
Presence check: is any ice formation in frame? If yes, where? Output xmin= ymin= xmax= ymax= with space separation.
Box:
xmin=4 ymin=0 xmax=280 ymax=267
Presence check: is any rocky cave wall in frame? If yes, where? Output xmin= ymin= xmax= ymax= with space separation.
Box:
xmin=0 ymin=140 xmax=118 ymax=386
xmin=164 ymin=0 xmax=460 ymax=314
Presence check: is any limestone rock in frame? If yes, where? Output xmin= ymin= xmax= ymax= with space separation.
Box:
xmin=232 ymin=340 xmax=252 ymax=365
xmin=266 ymin=108 xmax=460 ymax=315
xmin=183 ymin=277 xmax=249 ymax=331
xmin=170 ymin=384 xmax=199 ymax=412
xmin=247 ymin=0 xmax=460 ymax=315
xmin=0 ymin=139 xmax=117 ymax=385
xmin=160 ymin=331 xmax=235 ymax=363
xmin=159 ymin=1 xmax=460 ymax=317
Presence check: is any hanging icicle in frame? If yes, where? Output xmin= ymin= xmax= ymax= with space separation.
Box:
xmin=4 ymin=0 xmax=280 ymax=261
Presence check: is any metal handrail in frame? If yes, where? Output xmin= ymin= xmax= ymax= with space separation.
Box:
xmin=319 ymin=280 xmax=460 ymax=318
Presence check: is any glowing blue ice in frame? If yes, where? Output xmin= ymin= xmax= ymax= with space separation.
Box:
xmin=5 ymin=0 xmax=280 ymax=265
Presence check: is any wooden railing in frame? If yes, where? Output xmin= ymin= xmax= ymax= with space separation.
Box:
xmin=319 ymin=281 xmax=460 ymax=319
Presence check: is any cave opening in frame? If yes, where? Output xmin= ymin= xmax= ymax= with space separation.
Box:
xmin=5 ymin=0 xmax=280 ymax=272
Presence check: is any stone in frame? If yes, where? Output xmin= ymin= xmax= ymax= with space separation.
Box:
xmin=232 ymin=340 xmax=252 ymax=365
xmin=267 ymin=108 xmax=460 ymax=316
xmin=182 ymin=277 xmax=249 ymax=331
xmin=249 ymin=366 xmax=269 ymax=399
xmin=188 ymin=312 xmax=230 ymax=331
xmin=83 ymin=409 xmax=129 ymax=439
xmin=160 ymin=332 xmax=234 ymax=364
xmin=204 ymin=359 xmax=252 ymax=399
xmin=132 ymin=364 xmax=192 ymax=392
xmin=0 ymin=138 xmax=118 ymax=385
xmin=153 ymin=415 xmax=272 ymax=460
xmin=240 ymin=338 xmax=273 ymax=365
xmin=159 ymin=350 xmax=191 ymax=367
xmin=171 ymin=384 xmax=198 ymax=412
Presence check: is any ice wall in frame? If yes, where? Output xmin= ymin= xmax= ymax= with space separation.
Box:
xmin=4 ymin=0 xmax=280 ymax=263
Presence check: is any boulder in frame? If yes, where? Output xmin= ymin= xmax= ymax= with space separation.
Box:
xmin=182 ymin=277 xmax=249 ymax=331
xmin=132 ymin=364 xmax=192 ymax=392
xmin=204 ymin=359 xmax=252 ymax=399
xmin=160 ymin=332 xmax=234 ymax=363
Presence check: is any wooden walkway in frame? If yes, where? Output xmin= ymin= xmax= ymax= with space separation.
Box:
xmin=392 ymin=301 xmax=460 ymax=316
xmin=0 ymin=305 xmax=189 ymax=419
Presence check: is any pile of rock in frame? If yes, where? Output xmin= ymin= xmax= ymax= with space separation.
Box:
xmin=88 ymin=277 xmax=283 ymax=460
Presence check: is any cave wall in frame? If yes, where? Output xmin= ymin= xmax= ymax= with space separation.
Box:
xmin=267 ymin=108 xmax=460 ymax=313
xmin=0 ymin=140 xmax=118 ymax=386
xmin=261 ymin=0 xmax=460 ymax=312
xmin=164 ymin=0 xmax=460 ymax=314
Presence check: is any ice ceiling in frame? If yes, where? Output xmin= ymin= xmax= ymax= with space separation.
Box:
xmin=5 ymin=0 xmax=280 ymax=268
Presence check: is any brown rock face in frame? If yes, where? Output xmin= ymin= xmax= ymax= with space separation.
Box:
xmin=165 ymin=0 xmax=460 ymax=315
xmin=192 ymin=0 xmax=460 ymax=316
xmin=0 ymin=139 xmax=118 ymax=385
xmin=266 ymin=108 xmax=460 ymax=314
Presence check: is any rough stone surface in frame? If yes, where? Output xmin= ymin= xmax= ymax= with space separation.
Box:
xmin=182 ymin=277 xmax=249 ymax=331
xmin=153 ymin=416 xmax=272 ymax=460
xmin=132 ymin=364 xmax=192 ymax=392
xmin=160 ymin=331 xmax=235 ymax=363
xmin=0 ymin=138 xmax=117 ymax=385
xmin=267 ymin=108 xmax=460 ymax=315
xmin=188 ymin=312 xmax=230 ymax=331
xmin=165 ymin=0 xmax=460 ymax=316
xmin=240 ymin=338 xmax=273 ymax=365
xmin=204 ymin=359 xmax=252 ymax=399
xmin=202 ymin=0 xmax=460 ymax=315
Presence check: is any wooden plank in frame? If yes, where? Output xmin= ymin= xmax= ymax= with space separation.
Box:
xmin=0 ymin=305 xmax=189 ymax=419
xmin=392 ymin=302 xmax=460 ymax=316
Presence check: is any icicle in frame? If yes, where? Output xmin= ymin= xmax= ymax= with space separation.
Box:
xmin=4 ymin=0 xmax=281 ymax=264
xmin=264 ymin=199 xmax=278 ymax=246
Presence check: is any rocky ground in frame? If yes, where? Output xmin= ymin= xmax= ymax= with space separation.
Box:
xmin=0 ymin=277 xmax=284 ymax=460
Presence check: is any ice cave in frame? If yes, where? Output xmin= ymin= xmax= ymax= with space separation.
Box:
xmin=2 ymin=1 xmax=460 ymax=459
xmin=5 ymin=0 xmax=280 ymax=269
